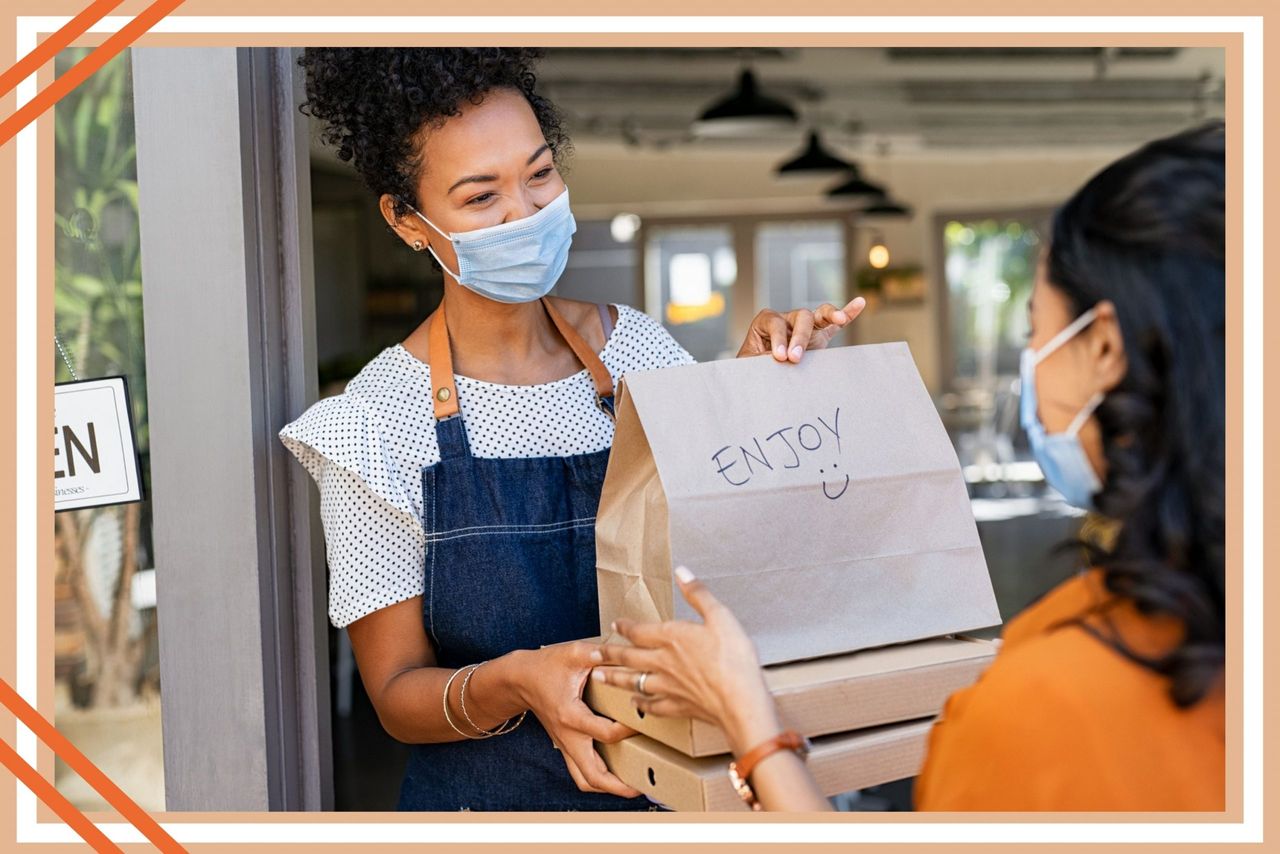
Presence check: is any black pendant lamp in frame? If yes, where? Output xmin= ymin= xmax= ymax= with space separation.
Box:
xmin=774 ymin=130 xmax=852 ymax=178
xmin=826 ymin=166 xmax=886 ymax=199
xmin=861 ymin=194 xmax=914 ymax=218
xmin=692 ymin=69 xmax=798 ymax=138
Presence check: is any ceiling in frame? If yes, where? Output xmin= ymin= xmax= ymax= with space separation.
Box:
xmin=536 ymin=46 xmax=1225 ymax=154
xmin=308 ymin=46 xmax=1226 ymax=171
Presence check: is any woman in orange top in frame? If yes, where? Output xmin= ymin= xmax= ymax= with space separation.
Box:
xmin=591 ymin=121 xmax=1226 ymax=811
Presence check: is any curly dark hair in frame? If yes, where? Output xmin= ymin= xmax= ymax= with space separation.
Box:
xmin=1046 ymin=120 xmax=1225 ymax=708
xmin=297 ymin=48 xmax=572 ymax=221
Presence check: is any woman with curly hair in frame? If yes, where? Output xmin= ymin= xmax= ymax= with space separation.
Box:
xmin=595 ymin=121 xmax=1226 ymax=811
xmin=279 ymin=48 xmax=863 ymax=812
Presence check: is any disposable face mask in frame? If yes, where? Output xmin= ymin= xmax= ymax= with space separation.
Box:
xmin=1019 ymin=305 xmax=1104 ymax=509
xmin=412 ymin=187 xmax=576 ymax=304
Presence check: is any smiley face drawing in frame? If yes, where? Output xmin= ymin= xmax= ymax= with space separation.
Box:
xmin=818 ymin=463 xmax=850 ymax=501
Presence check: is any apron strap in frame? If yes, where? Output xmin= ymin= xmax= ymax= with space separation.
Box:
xmin=428 ymin=306 xmax=460 ymax=421
xmin=542 ymin=298 xmax=616 ymax=405
xmin=427 ymin=298 xmax=615 ymax=423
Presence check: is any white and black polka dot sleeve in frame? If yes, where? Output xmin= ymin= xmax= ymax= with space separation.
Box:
xmin=318 ymin=465 xmax=426 ymax=628
xmin=278 ymin=303 xmax=695 ymax=629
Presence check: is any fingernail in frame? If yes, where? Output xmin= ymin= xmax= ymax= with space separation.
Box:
xmin=835 ymin=311 xmax=847 ymax=323
xmin=675 ymin=566 xmax=695 ymax=584
xmin=591 ymin=667 xmax=605 ymax=680
xmin=853 ymin=296 xmax=866 ymax=307
xmin=774 ymin=345 xmax=786 ymax=358
xmin=610 ymin=621 xmax=618 ymax=633
xmin=791 ymin=346 xmax=803 ymax=359
xmin=589 ymin=648 xmax=603 ymax=663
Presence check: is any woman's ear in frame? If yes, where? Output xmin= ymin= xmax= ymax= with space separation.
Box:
xmin=379 ymin=193 xmax=420 ymax=246
xmin=1089 ymin=299 xmax=1128 ymax=393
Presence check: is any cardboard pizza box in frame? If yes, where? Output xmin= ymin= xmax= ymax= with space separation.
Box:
xmin=586 ymin=635 xmax=996 ymax=757
xmin=599 ymin=718 xmax=934 ymax=812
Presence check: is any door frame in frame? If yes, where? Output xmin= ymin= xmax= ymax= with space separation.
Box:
xmin=133 ymin=46 xmax=331 ymax=811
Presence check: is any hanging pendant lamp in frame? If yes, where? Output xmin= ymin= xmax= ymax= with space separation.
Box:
xmin=855 ymin=138 xmax=913 ymax=217
xmin=692 ymin=69 xmax=798 ymax=138
xmin=774 ymin=130 xmax=852 ymax=178
xmin=826 ymin=166 xmax=887 ymax=199
xmin=861 ymin=194 xmax=914 ymax=218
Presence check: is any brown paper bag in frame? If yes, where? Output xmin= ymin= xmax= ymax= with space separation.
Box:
xmin=595 ymin=341 xmax=1001 ymax=665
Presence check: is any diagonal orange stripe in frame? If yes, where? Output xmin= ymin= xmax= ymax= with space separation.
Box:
xmin=0 ymin=0 xmax=187 ymax=147
xmin=0 ymin=678 xmax=187 ymax=853
xmin=0 ymin=0 xmax=130 ymax=99
xmin=0 ymin=736 xmax=122 ymax=853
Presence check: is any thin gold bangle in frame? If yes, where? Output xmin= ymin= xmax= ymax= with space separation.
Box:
xmin=441 ymin=666 xmax=485 ymax=740
xmin=460 ymin=660 xmax=526 ymax=737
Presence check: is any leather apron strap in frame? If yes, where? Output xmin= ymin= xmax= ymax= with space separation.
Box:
xmin=541 ymin=297 xmax=616 ymax=404
xmin=428 ymin=298 xmax=615 ymax=422
xmin=427 ymin=306 xmax=460 ymax=421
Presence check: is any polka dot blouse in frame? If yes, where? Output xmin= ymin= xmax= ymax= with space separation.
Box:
xmin=278 ymin=303 xmax=695 ymax=628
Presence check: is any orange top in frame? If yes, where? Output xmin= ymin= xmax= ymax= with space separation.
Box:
xmin=914 ymin=568 xmax=1224 ymax=811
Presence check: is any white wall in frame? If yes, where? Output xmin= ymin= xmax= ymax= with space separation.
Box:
xmin=564 ymin=141 xmax=1130 ymax=391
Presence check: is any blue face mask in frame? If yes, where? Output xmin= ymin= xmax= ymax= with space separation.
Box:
xmin=1019 ymin=305 xmax=1104 ymax=510
xmin=412 ymin=187 xmax=576 ymax=304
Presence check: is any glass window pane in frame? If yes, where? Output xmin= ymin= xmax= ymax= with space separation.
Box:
xmin=755 ymin=221 xmax=846 ymax=312
xmin=644 ymin=226 xmax=734 ymax=362
xmin=942 ymin=216 xmax=1045 ymax=388
xmin=54 ymin=46 xmax=163 ymax=811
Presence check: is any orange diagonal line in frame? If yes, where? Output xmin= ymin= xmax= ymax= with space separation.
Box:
xmin=0 ymin=0 xmax=187 ymax=147
xmin=0 ymin=736 xmax=122 ymax=852
xmin=0 ymin=678 xmax=187 ymax=853
xmin=0 ymin=0 xmax=130 ymax=99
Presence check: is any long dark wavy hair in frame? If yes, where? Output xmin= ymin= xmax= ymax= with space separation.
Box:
xmin=1046 ymin=120 xmax=1225 ymax=707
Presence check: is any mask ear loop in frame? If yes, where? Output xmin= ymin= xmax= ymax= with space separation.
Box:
xmin=1033 ymin=305 xmax=1100 ymax=366
xmin=423 ymin=243 xmax=463 ymax=284
xmin=1065 ymin=392 xmax=1105 ymax=437
xmin=406 ymin=201 xmax=464 ymax=283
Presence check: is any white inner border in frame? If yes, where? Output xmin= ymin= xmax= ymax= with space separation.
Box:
xmin=13 ymin=14 xmax=1263 ymax=846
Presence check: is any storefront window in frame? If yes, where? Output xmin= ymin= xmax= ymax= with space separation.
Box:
xmin=755 ymin=220 xmax=845 ymax=312
xmin=942 ymin=215 xmax=1045 ymax=389
xmin=644 ymin=225 xmax=736 ymax=362
xmin=53 ymin=46 xmax=162 ymax=811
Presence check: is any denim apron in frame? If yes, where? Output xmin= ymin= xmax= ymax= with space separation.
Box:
xmin=396 ymin=298 xmax=655 ymax=812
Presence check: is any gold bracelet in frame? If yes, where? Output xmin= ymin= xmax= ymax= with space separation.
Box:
xmin=441 ymin=666 xmax=486 ymax=740
xmin=459 ymin=660 xmax=527 ymax=737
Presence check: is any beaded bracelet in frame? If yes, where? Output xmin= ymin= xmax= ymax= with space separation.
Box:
xmin=459 ymin=661 xmax=526 ymax=737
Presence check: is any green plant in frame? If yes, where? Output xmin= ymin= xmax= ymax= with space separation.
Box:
xmin=53 ymin=47 xmax=156 ymax=709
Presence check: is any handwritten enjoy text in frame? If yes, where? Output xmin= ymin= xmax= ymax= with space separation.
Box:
xmin=710 ymin=407 xmax=849 ymax=500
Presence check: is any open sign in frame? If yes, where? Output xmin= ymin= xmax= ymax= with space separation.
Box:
xmin=54 ymin=376 xmax=144 ymax=511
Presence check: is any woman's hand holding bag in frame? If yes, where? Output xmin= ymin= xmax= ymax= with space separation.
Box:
xmin=737 ymin=297 xmax=866 ymax=362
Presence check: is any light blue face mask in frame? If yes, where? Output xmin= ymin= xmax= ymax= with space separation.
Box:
xmin=412 ymin=187 xmax=576 ymax=304
xmin=1019 ymin=305 xmax=1105 ymax=509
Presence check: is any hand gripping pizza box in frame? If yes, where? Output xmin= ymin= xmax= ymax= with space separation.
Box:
xmin=585 ymin=635 xmax=998 ymax=758
xmin=594 ymin=340 xmax=1002 ymax=666
xmin=598 ymin=717 xmax=935 ymax=812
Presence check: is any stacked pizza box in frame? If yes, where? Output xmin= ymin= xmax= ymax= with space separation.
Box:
xmin=587 ymin=635 xmax=999 ymax=812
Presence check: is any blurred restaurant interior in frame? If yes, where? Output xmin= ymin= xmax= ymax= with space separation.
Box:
xmin=309 ymin=45 xmax=1226 ymax=810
